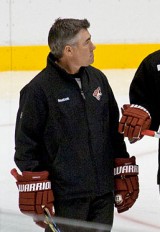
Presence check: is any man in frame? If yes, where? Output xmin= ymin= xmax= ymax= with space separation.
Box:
xmin=12 ymin=18 xmax=139 ymax=232
xmin=119 ymin=50 xmax=160 ymax=187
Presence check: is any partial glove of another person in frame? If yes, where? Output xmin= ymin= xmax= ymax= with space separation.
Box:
xmin=114 ymin=156 xmax=139 ymax=213
xmin=118 ymin=104 xmax=151 ymax=143
xmin=11 ymin=168 xmax=54 ymax=228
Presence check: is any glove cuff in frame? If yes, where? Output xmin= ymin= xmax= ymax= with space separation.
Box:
xmin=22 ymin=171 xmax=49 ymax=181
xmin=114 ymin=156 xmax=139 ymax=176
xmin=130 ymin=104 xmax=151 ymax=118
xmin=11 ymin=168 xmax=49 ymax=181
xmin=17 ymin=180 xmax=52 ymax=192
xmin=114 ymin=164 xmax=139 ymax=176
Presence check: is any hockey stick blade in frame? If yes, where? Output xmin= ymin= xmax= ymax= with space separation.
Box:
xmin=42 ymin=206 xmax=61 ymax=232
xmin=141 ymin=129 xmax=160 ymax=139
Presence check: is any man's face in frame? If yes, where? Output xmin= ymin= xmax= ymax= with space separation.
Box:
xmin=71 ymin=29 xmax=96 ymax=67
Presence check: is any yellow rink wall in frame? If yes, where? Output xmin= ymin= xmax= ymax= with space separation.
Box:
xmin=1 ymin=44 xmax=160 ymax=71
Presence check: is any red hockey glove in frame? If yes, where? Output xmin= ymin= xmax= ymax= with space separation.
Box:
xmin=11 ymin=168 xmax=54 ymax=228
xmin=119 ymin=104 xmax=151 ymax=143
xmin=114 ymin=156 xmax=139 ymax=213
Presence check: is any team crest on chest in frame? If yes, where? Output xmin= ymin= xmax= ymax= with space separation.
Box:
xmin=93 ymin=87 xmax=102 ymax=100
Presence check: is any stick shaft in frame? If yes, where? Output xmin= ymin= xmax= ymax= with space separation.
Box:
xmin=141 ymin=129 xmax=160 ymax=138
xmin=43 ymin=207 xmax=61 ymax=232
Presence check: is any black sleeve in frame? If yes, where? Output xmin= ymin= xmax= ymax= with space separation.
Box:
xmin=129 ymin=58 xmax=160 ymax=130
xmin=14 ymin=83 xmax=48 ymax=172
xmin=129 ymin=59 xmax=153 ymax=111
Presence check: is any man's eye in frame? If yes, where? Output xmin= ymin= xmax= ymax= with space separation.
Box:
xmin=86 ymin=40 xmax=90 ymax=45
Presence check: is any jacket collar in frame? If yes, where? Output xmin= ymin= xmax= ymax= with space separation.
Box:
xmin=47 ymin=52 xmax=85 ymax=80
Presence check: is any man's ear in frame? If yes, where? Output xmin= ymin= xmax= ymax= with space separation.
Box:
xmin=64 ymin=45 xmax=73 ymax=57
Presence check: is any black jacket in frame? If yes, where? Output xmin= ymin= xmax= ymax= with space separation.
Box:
xmin=129 ymin=50 xmax=160 ymax=184
xmin=15 ymin=53 xmax=129 ymax=199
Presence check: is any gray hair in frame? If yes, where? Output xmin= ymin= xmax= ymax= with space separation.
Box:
xmin=48 ymin=18 xmax=90 ymax=59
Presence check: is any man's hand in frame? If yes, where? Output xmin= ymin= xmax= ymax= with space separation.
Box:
xmin=119 ymin=104 xmax=151 ymax=143
xmin=11 ymin=168 xmax=54 ymax=228
xmin=114 ymin=156 xmax=139 ymax=213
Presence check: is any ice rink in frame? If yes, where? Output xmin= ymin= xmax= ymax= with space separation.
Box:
xmin=1 ymin=69 xmax=160 ymax=232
